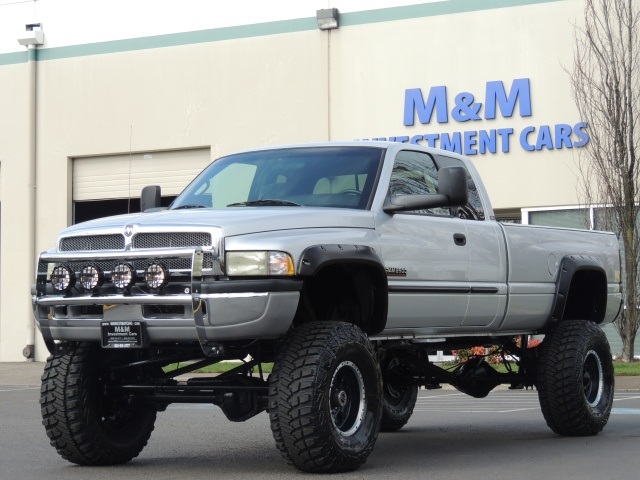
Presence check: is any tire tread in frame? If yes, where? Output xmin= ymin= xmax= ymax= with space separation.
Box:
xmin=39 ymin=344 xmax=156 ymax=465
xmin=270 ymin=322 xmax=381 ymax=473
xmin=537 ymin=320 xmax=614 ymax=436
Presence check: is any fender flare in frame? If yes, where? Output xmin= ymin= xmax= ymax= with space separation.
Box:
xmin=298 ymin=244 xmax=388 ymax=334
xmin=548 ymin=255 xmax=607 ymax=326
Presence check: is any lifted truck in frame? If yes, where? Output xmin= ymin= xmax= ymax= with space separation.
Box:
xmin=34 ymin=142 xmax=622 ymax=472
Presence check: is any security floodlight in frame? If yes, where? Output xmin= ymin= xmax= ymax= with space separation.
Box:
xmin=316 ymin=8 xmax=339 ymax=30
xmin=17 ymin=23 xmax=44 ymax=46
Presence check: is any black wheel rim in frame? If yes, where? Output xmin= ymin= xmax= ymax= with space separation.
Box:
xmin=330 ymin=360 xmax=366 ymax=436
xmin=583 ymin=349 xmax=604 ymax=407
xmin=384 ymin=357 xmax=409 ymax=404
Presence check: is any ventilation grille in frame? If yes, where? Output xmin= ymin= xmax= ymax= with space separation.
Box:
xmin=133 ymin=232 xmax=212 ymax=249
xmin=59 ymin=232 xmax=213 ymax=252
xmin=60 ymin=234 xmax=125 ymax=252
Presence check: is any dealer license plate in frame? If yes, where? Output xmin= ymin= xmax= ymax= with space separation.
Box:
xmin=101 ymin=321 xmax=147 ymax=348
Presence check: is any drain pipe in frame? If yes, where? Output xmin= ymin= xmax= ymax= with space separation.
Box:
xmin=315 ymin=9 xmax=339 ymax=141
xmin=18 ymin=24 xmax=44 ymax=361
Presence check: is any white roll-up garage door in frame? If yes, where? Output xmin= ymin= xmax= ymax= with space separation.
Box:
xmin=73 ymin=148 xmax=211 ymax=201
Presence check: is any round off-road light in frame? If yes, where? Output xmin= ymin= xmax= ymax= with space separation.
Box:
xmin=145 ymin=263 xmax=168 ymax=289
xmin=51 ymin=265 xmax=75 ymax=293
xmin=79 ymin=265 xmax=104 ymax=291
xmin=111 ymin=263 xmax=135 ymax=289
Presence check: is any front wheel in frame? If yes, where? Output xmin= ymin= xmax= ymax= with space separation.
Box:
xmin=269 ymin=322 xmax=382 ymax=473
xmin=40 ymin=343 xmax=157 ymax=465
xmin=536 ymin=320 xmax=614 ymax=436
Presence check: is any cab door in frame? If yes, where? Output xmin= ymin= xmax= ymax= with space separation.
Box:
xmin=375 ymin=150 xmax=471 ymax=330
xmin=433 ymin=153 xmax=507 ymax=327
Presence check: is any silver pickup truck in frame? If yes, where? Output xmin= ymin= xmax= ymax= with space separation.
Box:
xmin=34 ymin=142 xmax=622 ymax=472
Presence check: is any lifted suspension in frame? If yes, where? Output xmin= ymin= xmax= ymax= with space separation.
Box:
xmin=106 ymin=351 xmax=271 ymax=422
xmin=382 ymin=342 xmax=537 ymax=398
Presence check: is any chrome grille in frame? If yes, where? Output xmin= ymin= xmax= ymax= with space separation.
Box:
xmin=133 ymin=232 xmax=212 ymax=249
xmin=133 ymin=258 xmax=192 ymax=271
xmin=60 ymin=234 xmax=125 ymax=252
xmin=64 ymin=253 xmax=213 ymax=274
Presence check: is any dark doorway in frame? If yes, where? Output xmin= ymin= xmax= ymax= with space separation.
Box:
xmin=73 ymin=196 xmax=176 ymax=224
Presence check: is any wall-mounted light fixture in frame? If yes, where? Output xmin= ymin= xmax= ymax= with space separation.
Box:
xmin=316 ymin=8 xmax=339 ymax=30
xmin=17 ymin=23 xmax=44 ymax=46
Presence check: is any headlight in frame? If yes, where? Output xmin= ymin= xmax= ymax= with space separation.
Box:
xmin=51 ymin=265 xmax=75 ymax=292
xmin=79 ymin=265 xmax=104 ymax=291
xmin=145 ymin=263 xmax=168 ymax=289
xmin=226 ymin=251 xmax=294 ymax=276
xmin=111 ymin=263 xmax=135 ymax=289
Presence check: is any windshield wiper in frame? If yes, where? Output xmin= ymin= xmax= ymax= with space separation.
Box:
xmin=227 ymin=199 xmax=302 ymax=207
xmin=173 ymin=204 xmax=208 ymax=210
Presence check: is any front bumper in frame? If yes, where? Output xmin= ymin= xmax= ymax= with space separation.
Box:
xmin=33 ymin=248 xmax=301 ymax=355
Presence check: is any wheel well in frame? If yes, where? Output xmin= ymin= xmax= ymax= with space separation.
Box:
xmin=562 ymin=269 xmax=607 ymax=323
xmin=294 ymin=263 xmax=387 ymax=334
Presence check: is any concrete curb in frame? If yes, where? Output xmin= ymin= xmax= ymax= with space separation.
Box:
xmin=0 ymin=362 xmax=45 ymax=387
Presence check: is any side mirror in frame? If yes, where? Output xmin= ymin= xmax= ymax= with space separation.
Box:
xmin=140 ymin=185 xmax=162 ymax=212
xmin=383 ymin=166 xmax=468 ymax=213
xmin=438 ymin=166 xmax=468 ymax=206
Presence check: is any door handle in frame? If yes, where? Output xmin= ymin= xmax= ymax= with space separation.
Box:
xmin=453 ymin=233 xmax=467 ymax=246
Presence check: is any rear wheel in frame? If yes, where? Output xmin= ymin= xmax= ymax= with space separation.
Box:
xmin=536 ymin=320 xmax=614 ymax=436
xmin=269 ymin=321 xmax=382 ymax=472
xmin=380 ymin=356 xmax=418 ymax=432
xmin=40 ymin=343 xmax=157 ymax=465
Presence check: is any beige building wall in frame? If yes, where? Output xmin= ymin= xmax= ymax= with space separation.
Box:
xmin=0 ymin=0 xmax=595 ymax=361
xmin=0 ymin=58 xmax=37 ymax=361
xmin=330 ymin=0 xmax=584 ymax=210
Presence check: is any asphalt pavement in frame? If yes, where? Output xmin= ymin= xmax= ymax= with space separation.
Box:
xmin=2 ymin=361 xmax=640 ymax=480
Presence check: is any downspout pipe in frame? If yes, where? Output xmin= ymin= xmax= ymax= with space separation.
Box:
xmin=24 ymin=44 xmax=37 ymax=361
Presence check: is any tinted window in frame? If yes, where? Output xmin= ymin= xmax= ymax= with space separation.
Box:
xmin=388 ymin=151 xmax=450 ymax=216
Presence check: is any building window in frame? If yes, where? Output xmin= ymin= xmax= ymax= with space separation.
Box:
xmin=528 ymin=208 xmax=590 ymax=229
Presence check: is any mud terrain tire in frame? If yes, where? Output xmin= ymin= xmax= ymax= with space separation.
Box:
xmin=269 ymin=321 xmax=382 ymax=472
xmin=40 ymin=343 xmax=157 ymax=465
xmin=537 ymin=320 xmax=614 ymax=436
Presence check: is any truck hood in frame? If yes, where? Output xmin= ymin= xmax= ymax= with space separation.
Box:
xmin=59 ymin=207 xmax=376 ymax=239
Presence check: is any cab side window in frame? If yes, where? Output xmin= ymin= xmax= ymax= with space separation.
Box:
xmin=433 ymin=154 xmax=486 ymax=221
xmin=389 ymin=151 xmax=450 ymax=216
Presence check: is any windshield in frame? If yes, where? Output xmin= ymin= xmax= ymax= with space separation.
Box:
xmin=170 ymin=146 xmax=385 ymax=210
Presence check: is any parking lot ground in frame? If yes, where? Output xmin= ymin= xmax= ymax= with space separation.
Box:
xmin=2 ymin=368 xmax=640 ymax=480
xmin=413 ymin=389 xmax=640 ymax=414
